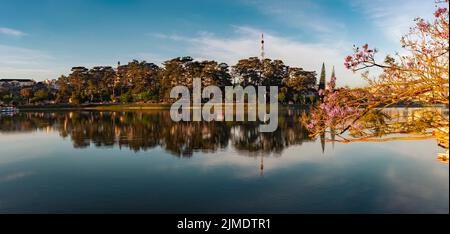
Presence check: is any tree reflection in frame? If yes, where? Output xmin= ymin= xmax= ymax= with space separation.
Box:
xmin=0 ymin=109 xmax=313 ymax=157
xmin=0 ymin=108 xmax=447 ymax=160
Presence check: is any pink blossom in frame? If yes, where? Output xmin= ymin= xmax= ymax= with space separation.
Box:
xmin=362 ymin=55 xmax=368 ymax=62
xmin=362 ymin=44 xmax=369 ymax=52
xmin=345 ymin=56 xmax=353 ymax=63
xmin=434 ymin=7 xmax=448 ymax=18
xmin=318 ymin=89 xmax=324 ymax=96
xmin=406 ymin=61 xmax=414 ymax=67
xmin=421 ymin=47 xmax=431 ymax=54
xmin=417 ymin=19 xmax=429 ymax=31
xmin=355 ymin=51 xmax=364 ymax=59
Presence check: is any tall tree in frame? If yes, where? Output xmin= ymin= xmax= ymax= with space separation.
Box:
xmin=331 ymin=66 xmax=335 ymax=79
xmin=319 ymin=62 xmax=326 ymax=91
xmin=232 ymin=57 xmax=262 ymax=87
xmin=285 ymin=68 xmax=317 ymax=92
xmin=329 ymin=66 xmax=336 ymax=90
xmin=162 ymin=56 xmax=196 ymax=88
xmin=68 ymin=66 xmax=89 ymax=102
xmin=55 ymin=75 xmax=71 ymax=103
xmin=261 ymin=59 xmax=288 ymax=86
xmin=199 ymin=61 xmax=232 ymax=87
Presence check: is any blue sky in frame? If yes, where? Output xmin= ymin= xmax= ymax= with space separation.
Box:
xmin=0 ymin=0 xmax=437 ymax=86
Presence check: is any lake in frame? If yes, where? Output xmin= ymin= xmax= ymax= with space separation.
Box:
xmin=0 ymin=108 xmax=448 ymax=213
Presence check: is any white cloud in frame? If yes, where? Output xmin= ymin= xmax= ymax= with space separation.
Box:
xmin=153 ymin=26 xmax=365 ymax=87
xmin=0 ymin=27 xmax=27 ymax=37
xmin=350 ymin=0 xmax=436 ymax=43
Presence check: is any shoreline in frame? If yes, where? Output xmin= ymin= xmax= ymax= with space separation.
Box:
xmin=13 ymin=103 xmax=448 ymax=111
xmin=16 ymin=103 xmax=302 ymax=111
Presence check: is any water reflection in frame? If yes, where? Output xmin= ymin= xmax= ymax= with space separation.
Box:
xmin=0 ymin=108 xmax=447 ymax=159
xmin=0 ymin=109 xmax=314 ymax=157
xmin=0 ymin=108 xmax=448 ymax=213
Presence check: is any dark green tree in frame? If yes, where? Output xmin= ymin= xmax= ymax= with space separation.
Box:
xmin=319 ymin=62 xmax=326 ymax=91
xmin=55 ymin=75 xmax=72 ymax=103
xmin=232 ymin=57 xmax=262 ymax=86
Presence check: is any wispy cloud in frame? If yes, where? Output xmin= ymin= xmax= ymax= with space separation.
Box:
xmin=0 ymin=44 xmax=53 ymax=65
xmin=0 ymin=67 xmax=57 ymax=79
xmin=242 ymin=0 xmax=347 ymax=38
xmin=0 ymin=27 xmax=27 ymax=37
xmin=350 ymin=0 xmax=436 ymax=42
xmin=152 ymin=26 xmax=364 ymax=87
xmin=0 ymin=44 xmax=59 ymax=79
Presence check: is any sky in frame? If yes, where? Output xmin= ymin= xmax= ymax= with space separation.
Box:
xmin=0 ymin=0 xmax=438 ymax=87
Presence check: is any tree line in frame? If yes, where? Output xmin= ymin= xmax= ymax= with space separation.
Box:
xmin=1 ymin=56 xmax=322 ymax=106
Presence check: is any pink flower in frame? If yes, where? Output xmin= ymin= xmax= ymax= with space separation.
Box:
xmin=355 ymin=51 xmax=364 ymax=59
xmin=345 ymin=56 xmax=353 ymax=62
xmin=417 ymin=19 xmax=429 ymax=31
xmin=362 ymin=44 xmax=369 ymax=52
xmin=434 ymin=7 xmax=448 ymax=18
xmin=406 ymin=61 xmax=414 ymax=67
xmin=318 ymin=89 xmax=324 ymax=96
xmin=422 ymin=47 xmax=431 ymax=54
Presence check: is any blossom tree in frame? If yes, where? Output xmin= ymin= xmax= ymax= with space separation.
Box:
xmin=305 ymin=0 xmax=449 ymax=154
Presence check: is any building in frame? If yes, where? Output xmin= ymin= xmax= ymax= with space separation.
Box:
xmin=0 ymin=79 xmax=36 ymax=88
xmin=43 ymin=79 xmax=59 ymax=90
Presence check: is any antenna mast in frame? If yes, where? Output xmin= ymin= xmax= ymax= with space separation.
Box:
xmin=260 ymin=33 xmax=265 ymax=61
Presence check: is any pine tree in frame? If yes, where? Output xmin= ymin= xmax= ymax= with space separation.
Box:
xmin=319 ymin=62 xmax=326 ymax=90
xmin=331 ymin=66 xmax=335 ymax=79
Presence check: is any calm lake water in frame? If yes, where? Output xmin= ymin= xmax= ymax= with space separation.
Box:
xmin=0 ymin=109 xmax=448 ymax=213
